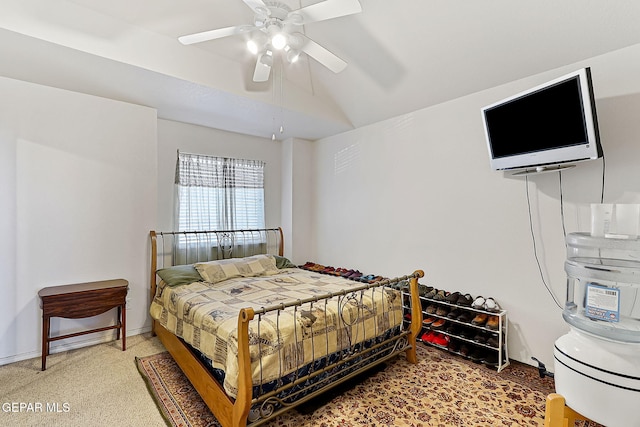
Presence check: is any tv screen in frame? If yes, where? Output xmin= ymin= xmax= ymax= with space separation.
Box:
xmin=482 ymin=68 xmax=602 ymax=173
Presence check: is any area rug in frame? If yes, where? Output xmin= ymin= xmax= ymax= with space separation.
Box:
xmin=136 ymin=345 xmax=594 ymax=427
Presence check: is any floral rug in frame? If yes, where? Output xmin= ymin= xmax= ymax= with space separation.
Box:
xmin=136 ymin=345 xmax=593 ymax=427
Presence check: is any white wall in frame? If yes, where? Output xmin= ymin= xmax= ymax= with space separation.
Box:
xmin=281 ymin=138 xmax=315 ymax=264
xmin=0 ymin=76 xmax=157 ymax=364
xmin=156 ymin=119 xmax=282 ymax=231
xmin=311 ymin=43 xmax=640 ymax=369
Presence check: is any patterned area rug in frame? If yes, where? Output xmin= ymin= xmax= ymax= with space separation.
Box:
xmin=135 ymin=345 xmax=586 ymax=427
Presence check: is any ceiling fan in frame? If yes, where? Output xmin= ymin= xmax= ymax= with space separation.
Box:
xmin=178 ymin=0 xmax=362 ymax=82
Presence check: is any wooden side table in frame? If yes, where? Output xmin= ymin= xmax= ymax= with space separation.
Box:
xmin=38 ymin=279 xmax=128 ymax=371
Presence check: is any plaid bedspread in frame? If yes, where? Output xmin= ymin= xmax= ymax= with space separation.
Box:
xmin=150 ymin=268 xmax=403 ymax=398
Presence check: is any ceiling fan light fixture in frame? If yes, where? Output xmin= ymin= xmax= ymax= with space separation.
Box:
xmin=285 ymin=46 xmax=300 ymax=63
xmin=271 ymin=32 xmax=287 ymax=50
xmin=246 ymin=39 xmax=259 ymax=55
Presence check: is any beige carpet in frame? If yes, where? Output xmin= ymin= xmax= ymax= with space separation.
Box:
xmin=136 ymin=344 xmax=577 ymax=427
xmin=0 ymin=333 xmax=167 ymax=427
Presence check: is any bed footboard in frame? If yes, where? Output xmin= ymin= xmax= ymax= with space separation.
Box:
xmin=235 ymin=270 xmax=424 ymax=426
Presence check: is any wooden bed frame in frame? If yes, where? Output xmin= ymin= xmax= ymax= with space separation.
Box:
xmin=149 ymin=228 xmax=424 ymax=427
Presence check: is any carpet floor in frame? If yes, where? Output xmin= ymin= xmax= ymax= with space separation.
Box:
xmin=135 ymin=344 xmax=594 ymax=427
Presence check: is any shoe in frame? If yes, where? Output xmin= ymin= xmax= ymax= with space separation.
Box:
xmin=445 ymin=291 xmax=461 ymax=303
xmin=433 ymin=290 xmax=448 ymax=301
xmin=469 ymin=348 xmax=486 ymax=363
xmin=471 ymin=313 xmax=488 ymax=326
xmin=456 ymin=293 xmax=474 ymax=306
xmin=340 ymin=269 xmax=355 ymax=277
xmin=426 ymin=304 xmax=438 ymax=315
xmin=473 ymin=331 xmax=489 ymax=344
xmin=459 ymin=327 xmax=475 ymax=339
xmin=486 ymin=315 xmax=500 ymax=330
xmin=432 ymin=332 xmax=450 ymax=347
xmin=445 ymin=324 xmax=460 ymax=335
xmin=425 ymin=288 xmax=437 ymax=299
xmin=346 ymin=271 xmax=362 ymax=280
xmin=435 ymin=306 xmax=449 ymax=317
xmin=483 ymin=297 xmax=501 ymax=313
xmin=448 ymin=339 xmax=460 ymax=352
xmin=486 ymin=335 xmax=500 ymax=348
xmin=335 ymin=268 xmax=350 ymax=276
xmin=420 ymin=331 xmax=435 ymax=344
xmin=456 ymin=312 xmax=473 ymax=323
xmin=310 ymin=263 xmax=325 ymax=271
xmin=459 ymin=344 xmax=471 ymax=357
xmin=422 ymin=316 xmax=436 ymax=326
xmin=419 ymin=285 xmax=434 ymax=296
xmin=431 ymin=318 xmax=446 ymax=330
xmin=447 ymin=309 xmax=462 ymax=319
xmin=471 ymin=296 xmax=485 ymax=310
xmin=481 ymin=352 xmax=499 ymax=366
xmin=420 ymin=331 xmax=436 ymax=344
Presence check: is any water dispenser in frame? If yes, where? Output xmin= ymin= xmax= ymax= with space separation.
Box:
xmin=554 ymin=232 xmax=640 ymax=426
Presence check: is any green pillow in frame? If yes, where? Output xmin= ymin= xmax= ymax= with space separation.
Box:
xmin=274 ymin=255 xmax=296 ymax=269
xmin=156 ymin=264 xmax=203 ymax=287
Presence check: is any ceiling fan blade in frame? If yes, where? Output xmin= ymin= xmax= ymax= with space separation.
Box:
xmin=253 ymin=52 xmax=272 ymax=82
xmin=298 ymin=34 xmax=347 ymax=73
xmin=293 ymin=0 xmax=362 ymax=24
xmin=178 ymin=25 xmax=252 ymax=45
xmin=241 ymin=0 xmax=268 ymax=14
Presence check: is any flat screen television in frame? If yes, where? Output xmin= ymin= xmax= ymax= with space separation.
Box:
xmin=482 ymin=67 xmax=602 ymax=175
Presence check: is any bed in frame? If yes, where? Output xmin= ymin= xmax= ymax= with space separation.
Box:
xmin=149 ymin=228 xmax=424 ymax=427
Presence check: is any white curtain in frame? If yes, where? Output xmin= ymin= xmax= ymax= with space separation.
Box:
xmin=175 ymin=152 xmax=265 ymax=231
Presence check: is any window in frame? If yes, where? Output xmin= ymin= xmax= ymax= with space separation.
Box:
xmin=175 ymin=152 xmax=265 ymax=231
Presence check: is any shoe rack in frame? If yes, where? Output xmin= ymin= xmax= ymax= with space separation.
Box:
xmin=403 ymin=288 xmax=510 ymax=372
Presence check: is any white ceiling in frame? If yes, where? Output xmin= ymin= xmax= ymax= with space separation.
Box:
xmin=2 ymin=0 xmax=640 ymax=141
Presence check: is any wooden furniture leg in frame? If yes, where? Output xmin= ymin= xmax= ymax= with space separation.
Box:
xmin=545 ymin=393 xmax=592 ymax=427
xmin=41 ymin=314 xmax=50 ymax=371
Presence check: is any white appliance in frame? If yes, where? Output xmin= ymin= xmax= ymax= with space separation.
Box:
xmin=554 ymin=232 xmax=640 ymax=426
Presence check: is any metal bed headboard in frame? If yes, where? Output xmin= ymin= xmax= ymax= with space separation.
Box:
xmin=149 ymin=228 xmax=284 ymax=298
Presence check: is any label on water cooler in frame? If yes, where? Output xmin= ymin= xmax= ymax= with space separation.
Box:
xmin=585 ymin=283 xmax=620 ymax=322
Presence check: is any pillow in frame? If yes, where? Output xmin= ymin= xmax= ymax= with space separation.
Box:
xmin=274 ymin=255 xmax=296 ymax=269
xmin=194 ymin=254 xmax=279 ymax=284
xmin=156 ymin=264 xmax=203 ymax=287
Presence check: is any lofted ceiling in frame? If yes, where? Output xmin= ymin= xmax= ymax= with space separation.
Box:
xmin=2 ymin=0 xmax=640 ymax=141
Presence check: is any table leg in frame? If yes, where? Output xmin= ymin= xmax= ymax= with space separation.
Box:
xmin=116 ymin=306 xmax=121 ymax=341
xmin=121 ymin=304 xmax=126 ymax=351
xmin=41 ymin=315 xmax=50 ymax=371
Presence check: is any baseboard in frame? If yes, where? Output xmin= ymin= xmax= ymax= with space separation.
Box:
xmin=0 ymin=326 xmax=152 ymax=366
